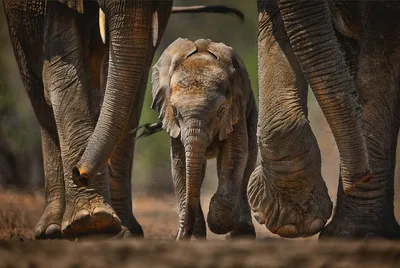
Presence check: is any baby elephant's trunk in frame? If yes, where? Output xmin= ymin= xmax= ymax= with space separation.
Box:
xmin=181 ymin=120 xmax=208 ymax=239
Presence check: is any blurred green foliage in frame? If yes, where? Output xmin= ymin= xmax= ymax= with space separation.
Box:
xmin=0 ymin=3 xmax=43 ymax=187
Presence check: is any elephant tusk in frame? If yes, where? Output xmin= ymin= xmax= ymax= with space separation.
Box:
xmin=152 ymin=10 xmax=159 ymax=48
xmin=99 ymin=8 xmax=107 ymax=44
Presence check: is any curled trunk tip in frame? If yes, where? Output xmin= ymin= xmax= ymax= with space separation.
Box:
xmin=72 ymin=166 xmax=89 ymax=187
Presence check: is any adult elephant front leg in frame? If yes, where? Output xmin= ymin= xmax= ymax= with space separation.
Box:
xmin=43 ymin=2 xmax=120 ymax=238
xmin=247 ymin=0 xmax=332 ymax=238
xmin=107 ymin=2 xmax=173 ymax=238
xmin=276 ymin=0 xmax=371 ymax=193
xmin=107 ymin=64 xmax=148 ymax=238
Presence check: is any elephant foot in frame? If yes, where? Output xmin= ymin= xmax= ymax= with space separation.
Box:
xmin=319 ymin=185 xmax=400 ymax=239
xmin=118 ymin=215 xmax=144 ymax=238
xmin=320 ymin=215 xmax=400 ymax=239
xmin=227 ymin=218 xmax=256 ymax=240
xmin=175 ymin=205 xmax=207 ymax=241
xmin=62 ymin=194 xmax=121 ymax=239
xmin=175 ymin=227 xmax=206 ymax=241
xmin=247 ymin=165 xmax=333 ymax=238
xmin=207 ymin=192 xmax=236 ymax=235
xmin=34 ymin=203 xmax=63 ymax=240
xmin=193 ymin=211 xmax=207 ymax=239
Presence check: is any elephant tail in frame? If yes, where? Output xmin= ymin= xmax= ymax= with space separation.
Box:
xmin=131 ymin=122 xmax=164 ymax=140
xmin=171 ymin=5 xmax=244 ymax=22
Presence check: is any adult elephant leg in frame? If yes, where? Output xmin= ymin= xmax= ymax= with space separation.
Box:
xmin=43 ymin=2 xmax=120 ymax=238
xmin=277 ymin=0 xmax=371 ymax=193
xmin=247 ymin=0 xmax=332 ymax=238
xmin=35 ymin=127 xmax=65 ymax=239
xmin=107 ymin=69 xmax=147 ymax=238
xmin=3 ymin=18 xmax=65 ymax=239
xmin=107 ymin=2 xmax=173 ymax=238
xmin=321 ymin=9 xmax=400 ymax=239
xmin=171 ymin=138 xmax=206 ymax=240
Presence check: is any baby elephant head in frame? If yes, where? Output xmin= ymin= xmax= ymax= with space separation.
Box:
xmin=151 ymin=38 xmax=250 ymax=147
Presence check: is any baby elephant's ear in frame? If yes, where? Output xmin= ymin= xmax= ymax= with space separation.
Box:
xmin=151 ymin=38 xmax=197 ymax=138
xmin=207 ymin=42 xmax=251 ymax=140
xmin=58 ymin=0 xmax=84 ymax=13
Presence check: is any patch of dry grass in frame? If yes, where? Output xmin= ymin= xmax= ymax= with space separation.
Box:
xmin=0 ymin=188 xmax=43 ymax=240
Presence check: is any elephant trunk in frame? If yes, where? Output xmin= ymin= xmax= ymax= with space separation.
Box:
xmin=182 ymin=121 xmax=208 ymax=239
xmin=277 ymin=0 xmax=372 ymax=194
xmin=72 ymin=2 xmax=154 ymax=185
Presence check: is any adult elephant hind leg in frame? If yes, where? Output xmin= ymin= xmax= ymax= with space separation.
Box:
xmin=320 ymin=29 xmax=400 ymax=240
xmin=43 ymin=2 xmax=120 ymax=238
xmin=247 ymin=2 xmax=332 ymax=238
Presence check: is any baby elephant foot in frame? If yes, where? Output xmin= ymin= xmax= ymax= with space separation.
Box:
xmin=175 ymin=208 xmax=207 ymax=241
xmin=207 ymin=192 xmax=236 ymax=234
xmin=118 ymin=215 xmax=144 ymax=239
xmin=34 ymin=204 xmax=63 ymax=239
xmin=227 ymin=218 xmax=256 ymax=240
xmin=247 ymin=165 xmax=332 ymax=238
xmin=62 ymin=196 xmax=121 ymax=239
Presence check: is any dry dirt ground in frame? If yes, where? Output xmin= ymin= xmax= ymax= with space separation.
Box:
xmin=1 ymin=188 xmax=400 ymax=268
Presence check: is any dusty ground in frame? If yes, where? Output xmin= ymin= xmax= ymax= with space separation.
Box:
xmin=1 ymin=188 xmax=400 ymax=268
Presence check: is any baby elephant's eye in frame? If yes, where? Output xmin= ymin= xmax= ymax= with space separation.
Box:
xmin=171 ymin=105 xmax=179 ymax=118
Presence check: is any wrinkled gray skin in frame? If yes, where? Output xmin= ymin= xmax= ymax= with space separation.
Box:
xmin=2 ymin=0 xmax=173 ymax=239
xmin=249 ymin=0 xmax=400 ymax=239
xmin=152 ymin=38 xmax=257 ymax=240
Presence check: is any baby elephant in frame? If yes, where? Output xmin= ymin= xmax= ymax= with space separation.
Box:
xmin=151 ymin=38 xmax=258 ymax=240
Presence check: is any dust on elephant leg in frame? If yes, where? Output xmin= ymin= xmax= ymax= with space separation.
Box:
xmin=207 ymin=192 xmax=236 ymax=235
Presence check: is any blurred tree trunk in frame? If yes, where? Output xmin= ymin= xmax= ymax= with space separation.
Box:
xmin=0 ymin=137 xmax=21 ymax=186
xmin=0 ymin=4 xmax=44 ymax=189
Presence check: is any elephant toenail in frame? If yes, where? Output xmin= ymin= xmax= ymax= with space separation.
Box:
xmin=92 ymin=207 xmax=113 ymax=223
xmin=75 ymin=210 xmax=90 ymax=221
xmin=276 ymin=224 xmax=299 ymax=238
xmin=45 ymin=224 xmax=61 ymax=237
xmin=308 ymin=219 xmax=325 ymax=236
xmin=34 ymin=226 xmax=44 ymax=239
